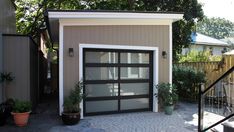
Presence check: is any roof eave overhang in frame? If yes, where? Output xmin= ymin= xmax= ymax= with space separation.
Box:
xmin=46 ymin=11 xmax=183 ymax=44
xmin=48 ymin=11 xmax=183 ymax=24
xmin=48 ymin=11 xmax=183 ymax=19
xmin=195 ymin=42 xmax=229 ymax=47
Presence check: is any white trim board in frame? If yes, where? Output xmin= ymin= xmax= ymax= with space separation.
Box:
xmin=59 ymin=19 xmax=173 ymax=26
xmin=169 ymin=23 xmax=172 ymax=83
xmin=59 ymin=22 xmax=64 ymax=115
xmin=79 ymin=44 xmax=159 ymax=118
xmin=48 ymin=11 xmax=183 ymax=22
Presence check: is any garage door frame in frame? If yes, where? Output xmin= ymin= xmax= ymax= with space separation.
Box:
xmin=83 ymin=48 xmax=153 ymax=116
xmin=79 ymin=44 xmax=159 ymax=118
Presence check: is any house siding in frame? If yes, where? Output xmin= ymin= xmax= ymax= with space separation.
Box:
xmin=63 ymin=25 xmax=170 ymax=97
xmin=0 ymin=0 xmax=16 ymax=34
xmin=3 ymin=36 xmax=38 ymax=106
xmin=0 ymin=34 xmax=2 ymax=102
xmin=0 ymin=0 xmax=16 ymax=103
xmin=3 ymin=36 xmax=30 ymax=101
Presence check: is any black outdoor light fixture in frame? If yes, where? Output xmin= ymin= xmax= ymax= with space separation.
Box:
xmin=162 ymin=51 xmax=167 ymax=59
xmin=68 ymin=48 xmax=74 ymax=57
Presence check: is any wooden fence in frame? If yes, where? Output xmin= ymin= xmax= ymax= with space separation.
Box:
xmin=176 ymin=55 xmax=234 ymax=87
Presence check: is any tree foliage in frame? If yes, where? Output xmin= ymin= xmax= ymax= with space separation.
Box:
xmin=15 ymin=0 xmax=44 ymax=38
xmin=15 ymin=0 xmax=204 ymax=61
xmin=197 ymin=16 xmax=234 ymax=39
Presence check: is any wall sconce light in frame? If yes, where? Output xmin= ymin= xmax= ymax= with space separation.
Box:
xmin=68 ymin=48 xmax=74 ymax=57
xmin=162 ymin=51 xmax=167 ymax=59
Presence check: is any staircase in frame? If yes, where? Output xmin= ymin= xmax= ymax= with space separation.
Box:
xmin=198 ymin=66 xmax=234 ymax=132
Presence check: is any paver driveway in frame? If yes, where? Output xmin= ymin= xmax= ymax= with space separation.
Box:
xmin=0 ymin=102 xmax=198 ymax=132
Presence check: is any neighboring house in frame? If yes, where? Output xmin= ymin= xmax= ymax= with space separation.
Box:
xmin=224 ymin=49 xmax=234 ymax=55
xmin=182 ymin=32 xmax=229 ymax=56
xmin=45 ymin=10 xmax=183 ymax=118
xmin=0 ymin=0 xmax=16 ymax=103
xmin=0 ymin=0 xmax=43 ymax=107
xmin=221 ymin=32 xmax=234 ymax=49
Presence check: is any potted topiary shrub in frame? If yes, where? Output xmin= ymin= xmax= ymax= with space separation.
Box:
xmin=156 ymin=83 xmax=178 ymax=115
xmin=62 ymin=81 xmax=84 ymax=125
xmin=0 ymin=72 xmax=14 ymax=101
xmin=11 ymin=100 xmax=31 ymax=127
xmin=0 ymin=99 xmax=14 ymax=126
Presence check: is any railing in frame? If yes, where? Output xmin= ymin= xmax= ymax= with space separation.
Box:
xmin=198 ymin=66 xmax=234 ymax=132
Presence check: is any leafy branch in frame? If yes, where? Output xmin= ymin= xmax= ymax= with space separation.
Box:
xmin=0 ymin=72 xmax=14 ymax=83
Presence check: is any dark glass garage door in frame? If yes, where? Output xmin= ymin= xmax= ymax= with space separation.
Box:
xmin=83 ymin=49 xmax=153 ymax=115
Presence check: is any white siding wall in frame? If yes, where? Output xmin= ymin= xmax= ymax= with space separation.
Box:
xmin=182 ymin=44 xmax=226 ymax=56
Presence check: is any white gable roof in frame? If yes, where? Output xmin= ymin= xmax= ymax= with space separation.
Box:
xmin=193 ymin=33 xmax=228 ymax=46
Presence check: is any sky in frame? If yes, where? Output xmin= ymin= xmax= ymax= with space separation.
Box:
xmin=198 ymin=0 xmax=234 ymax=22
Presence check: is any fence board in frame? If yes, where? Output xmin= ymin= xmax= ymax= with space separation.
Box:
xmin=176 ymin=55 xmax=234 ymax=88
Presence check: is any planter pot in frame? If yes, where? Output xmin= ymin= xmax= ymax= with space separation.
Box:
xmin=62 ymin=112 xmax=80 ymax=125
xmin=11 ymin=112 xmax=30 ymax=127
xmin=0 ymin=112 xmax=7 ymax=126
xmin=164 ymin=105 xmax=174 ymax=115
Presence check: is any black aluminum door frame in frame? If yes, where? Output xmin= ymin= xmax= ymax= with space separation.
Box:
xmin=83 ymin=48 xmax=153 ymax=116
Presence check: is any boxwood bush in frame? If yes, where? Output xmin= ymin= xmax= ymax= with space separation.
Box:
xmin=12 ymin=100 xmax=31 ymax=113
xmin=173 ymin=65 xmax=206 ymax=102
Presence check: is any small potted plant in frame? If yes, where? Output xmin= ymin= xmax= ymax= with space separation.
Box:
xmin=62 ymin=81 xmax=84 ymax=125
xmin=0 ymin=72 xmax=14 ymax=101
xmin=156 ymin=83 xmax=178 ymax=115
xmin=11 ymin=100 xmax=31 ymax=127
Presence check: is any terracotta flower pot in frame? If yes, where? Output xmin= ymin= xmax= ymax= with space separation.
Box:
xmin=11 ymin=112 xmax=30 ymax=127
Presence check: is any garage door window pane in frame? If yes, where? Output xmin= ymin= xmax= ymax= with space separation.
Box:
xmin=85 ymin=67 xmax=118 ymax=80
xmin=86 ymin=83 xmax=118 ymax=97
xmin=86 ymin=100 xmax=118 ymax=113
xmin=121 ymin=98 xmax=149 ymax=110
xmin=120 ymin=53 xmax=149 ymax=64
xmin=120 ymin=67 xmax=149 ymax=79
xmin=120 ymin=83 xmax=149 ymax=96
xmin=85 ymin=51 xmax=118 ymax=63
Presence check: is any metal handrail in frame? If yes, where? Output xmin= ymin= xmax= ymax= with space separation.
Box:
xmin=202 ymin=66 xmax=234 ymax=95
xmin=198 ymin=66 xmax=234 ymax=132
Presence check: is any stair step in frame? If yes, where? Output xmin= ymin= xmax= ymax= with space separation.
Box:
xmin=222 ymin=121 xmax=234 ymax=132
xmin=211 ymin=124 xmax=224 ymax=132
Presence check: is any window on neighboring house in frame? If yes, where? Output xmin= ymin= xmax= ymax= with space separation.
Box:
xmin=222 ymin=47 xmax=227 ymax=54
xmin=209 ymin=47 xmax=213 ymax=55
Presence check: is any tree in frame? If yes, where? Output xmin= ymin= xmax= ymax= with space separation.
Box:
xmin=15 ymin=0 xmax=204 ymax=61
xmin=196 ymin=16 xmax=234 ymax=39
xmin=15 ymin=0 xmax=44 ymax=38
xmin=14 ymin=0 xmax=87 ymax=38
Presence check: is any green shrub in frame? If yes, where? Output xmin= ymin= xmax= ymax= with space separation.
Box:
xmin=178 ymin=50 xmax=222 ymax=63
xmin=12 ymin=100 xmax=31 ymax=113
xmin=156 ymin=83 xmax=178 ymax=106
xmin=173 ymin=65 xmax=206 ymax=102
xmin=0 ymin=72 xmax=14 ymax=82
xmin=63 ymin=81 xmax=84 ymax=113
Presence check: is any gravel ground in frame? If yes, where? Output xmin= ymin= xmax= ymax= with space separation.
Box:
xmin=0 ymin=102 xmax=199 ymax=132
